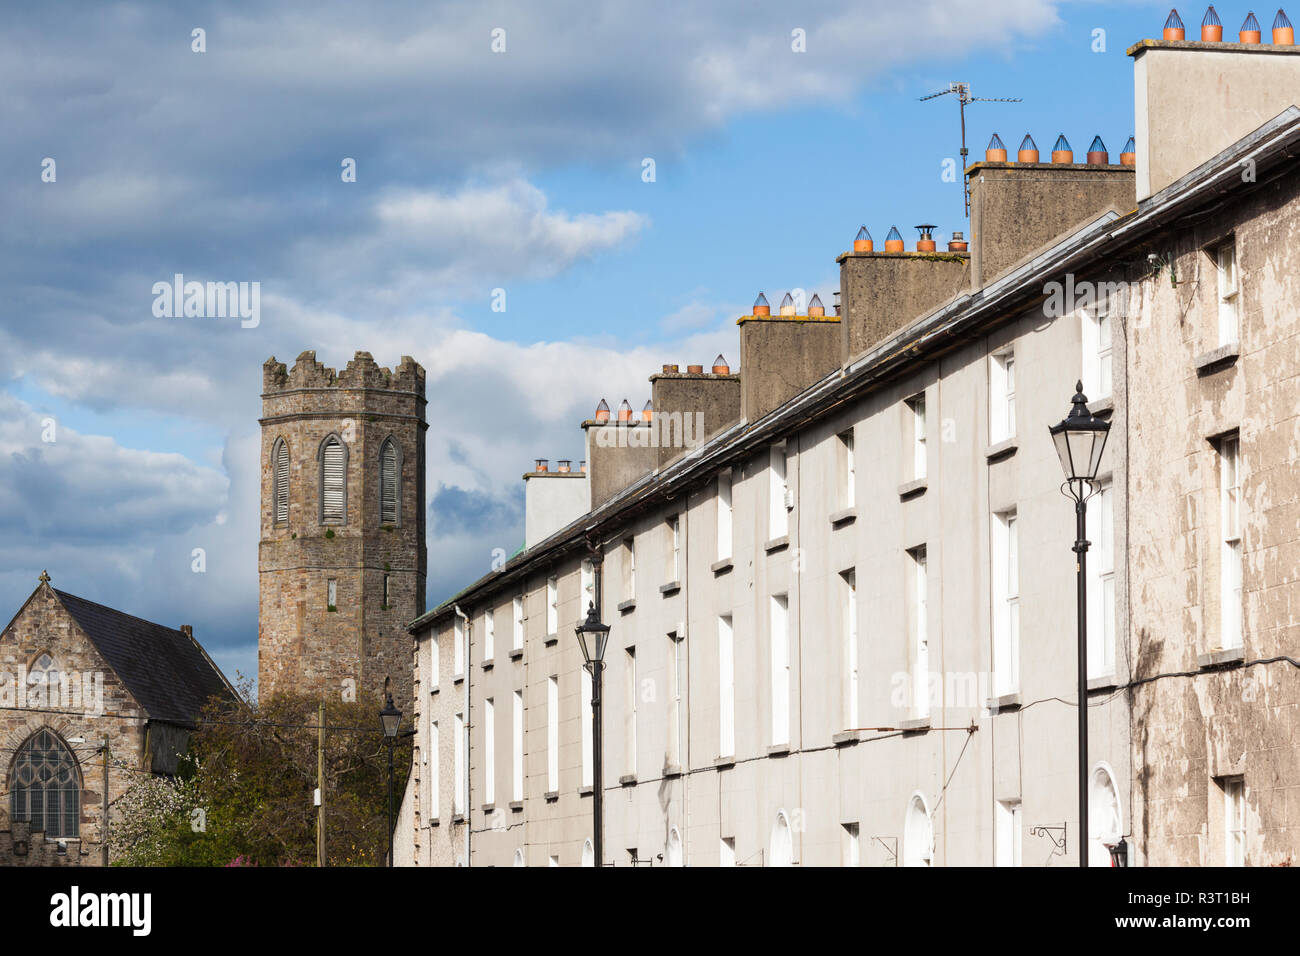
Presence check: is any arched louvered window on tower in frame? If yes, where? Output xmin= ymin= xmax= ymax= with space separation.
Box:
xmin=273 ymin=438 xmax=290 ymax=524
xmin=380 ymin=439 xmax=401 ymax=525
xmin=320 ymin=436 xmax=347 ymax=523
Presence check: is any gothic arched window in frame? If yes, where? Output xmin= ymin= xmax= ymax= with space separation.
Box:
xmin=272 ymin=438 xmax=290 ymax=525
xmin=10 ymin=729 xmax=80 ymax=839
xmin=319 ymin=435 xmax=347 ymax=524
xmin=379 ymin=438 xmax=401 ymax=525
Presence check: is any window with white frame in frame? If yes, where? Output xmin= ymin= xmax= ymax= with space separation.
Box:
xmin=428 ymin=633 xmax=440 ymax=691
xmin=1082 ymin=296 xmax=1114 ymax=401
xmin=453 ymin=615 xmax=465 ymax=677
xmin=667 ymin=632 xmax=682 ymax=767
xmin=842 ymin=569 xmax=858 ymax=730
xmin=995 ymin=800 xmax=1022 ymax=867
xmin=512 ymin=595 xmax=524 ymax=651
xmin=769 ymin=444 xmax=789 ymax=539
xmin=428 ymin=717 xmax=439 ymax=819
xmin=716 ymin=470 xmax=733 ymax=562
xmin=770 ymin=593 xmax=790 ymax=746
xmin=910 ymin=547 xmax=929 ymax=718
xmin=907 ymin=394 xmax=927 ymax=480
xmin=483 ymin=609 xmax=495 ymax=662
xmin=842 ymin=822 xmax=861 ymax=867
xmin=990 ymin=351 xmax=1016 ymax=443
xmin=718 ymin=615 xmax=735 ymax=758
xmin=622 ymin=536 xmax=636 ymax=602
xmin=546 ymin=575 xmax=558 ymax=636
xmin=581 ymin=667 xmax=593 ymax=789
xmin=453 ymin=712 xmax=465 ymax=816
xmin=666 ymin=514 xmax=681 ymax=583
xmin=512 ymin=689 xmax=524 ymax=803
xmin=1219 ymin=434 xmax=1243 ymax=650
xmin=483 ymin=697 xmax=495 ymax=806
xmin=992 ymin=511 xmax=1020 ymax=696
xmin=1087 ymin=480 xmax=1116 ymax=678
xmin=624 ymin=647 xmax=637 ymax=776
xmin=1222 ymin=776 xmax=1245 ymax=866
xmin=1217 ymin=239 xmax=1239 ymax=346
xmin=546 ymin=676 xmax=559 ymax=793
xmin=838 ymin=429 xmax=856 ymax=509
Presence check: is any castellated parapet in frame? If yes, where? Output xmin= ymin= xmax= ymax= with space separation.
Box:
xmin=258 ymin=350 xmax=427 ymax=708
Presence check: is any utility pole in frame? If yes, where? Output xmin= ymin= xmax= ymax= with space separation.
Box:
xmin=100 ymin=735 xmax=109 ymax=866
xmin=317 ymin=701 xmax=326 ymax=867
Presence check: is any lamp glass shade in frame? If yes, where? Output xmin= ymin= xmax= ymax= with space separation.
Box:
xmin=574 ymin=602 xmax=611 ymax=666
xmin=1049 ymin=382 xmax=1110 ymax=483
xmin=380 ymin=694 xmax=402 ymax=738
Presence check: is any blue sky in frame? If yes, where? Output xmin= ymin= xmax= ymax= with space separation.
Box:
xmin=0 ymin=0 xmax=1176 ymax=690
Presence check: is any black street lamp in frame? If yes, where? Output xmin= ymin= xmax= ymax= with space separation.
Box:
xmin=380 ymin=691 xmax=402 ymax=868
xmin=1049 ymin=381 xmax=1111 ymax=869
xmin=1109 ymin=836 xmax=1130 ymax=867
xmin=575 ymin=600 xmax=611 ymax=867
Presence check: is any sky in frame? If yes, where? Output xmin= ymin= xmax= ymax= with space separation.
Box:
xmin=0 ymin=0 xmax=1177 ymax=691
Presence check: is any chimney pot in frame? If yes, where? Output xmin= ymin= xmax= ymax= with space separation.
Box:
xmin=180 ymin=624 xmax=193 ymax=638
xmin=808 ymin=293 xmax=825 ymax=317
xmin=617 ymin=399 xmax=632 ymax=423
xmin=1051 ymin=134 xmax=1073 ymax=164
xmin=947 ymin=231 xmax=968 ymax=252
xmin=642 ymin=400 xmax=653 ymax=421
xmin=1240 ymin=11 xmax=1262 ymax=42
xmin=535 ymin=458 xmax=549 ymax=472
xmin=662 ymin=364 xmax=679 ymax=374
xmin=914 ymin=224 xmax=937 ymax=252
xmin=579 ymin=460 xmax=587 ymax=472
xmin=1201 ymin=6 xmax=1223 ymax=41
xmin=594 ymin=398 xmax=610 ymax=422
xmin=557 ymin=460 xmax=571 ymax=473
xmin=985 ymin=133 xmax=1007 ymax=163
xmin=884 ymin=225 xmax=905 ymax=253
xmin=712 ymin=354 xmax=731 ymax=374
xmin=1086 ymin=135 xmax=1109 ymax=165
xmin=1017 ymin=134 xmax=1039 ymax=163
xmin=753 ymin=292 xmax=770 ymax=316
xmin=1164 ymin=8 xmax=1186 ymax=40
xmin=779 ymin=292 xmax=796 ymax=316
xmin=1120 ymin=135 xmax=1136 ymax=166
xmin=854 ymin=225 xmax=874 ymax=252
xmin=686 ymin=364 xmax=703 ymax=374
xmin=1274 ymin=9 xmax=1294 ymax=43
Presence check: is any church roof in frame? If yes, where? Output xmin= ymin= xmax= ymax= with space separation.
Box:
xmin=53 ymin=589 xmax=236 ymax=727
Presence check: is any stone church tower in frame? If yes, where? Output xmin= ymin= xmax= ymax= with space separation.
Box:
xmin=258 ymin=350 xmax=426 ymax=707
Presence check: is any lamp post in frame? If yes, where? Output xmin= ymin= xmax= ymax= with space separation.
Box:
xmin=379 ymin=691 xmax=402 ymax=868
xmin=1049 ymin=381 xmax=1111 ymax=869
xmin=574 ymin=600 xmax=611 ymax=867
xmin=1109 ymin=836 xmax=1129 ymax=868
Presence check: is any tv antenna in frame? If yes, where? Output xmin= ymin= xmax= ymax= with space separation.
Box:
xmin=919 ymin=82 xmax=1022 ymax=217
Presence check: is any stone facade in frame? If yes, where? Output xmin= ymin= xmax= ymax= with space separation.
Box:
xmin=1 ymin=582 xmax=158 ymax=866
xmin=258 ymin=350 xmax=427 ymax=707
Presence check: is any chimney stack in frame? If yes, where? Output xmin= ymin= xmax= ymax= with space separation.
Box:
xmin=649 ymin=360 xmax=742 ymax=467
xmin=524 ymin=454 xmax=590 ymax=547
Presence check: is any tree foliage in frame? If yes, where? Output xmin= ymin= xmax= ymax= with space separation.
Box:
xmin=111 ymin=681 xmax=412 ymax=866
